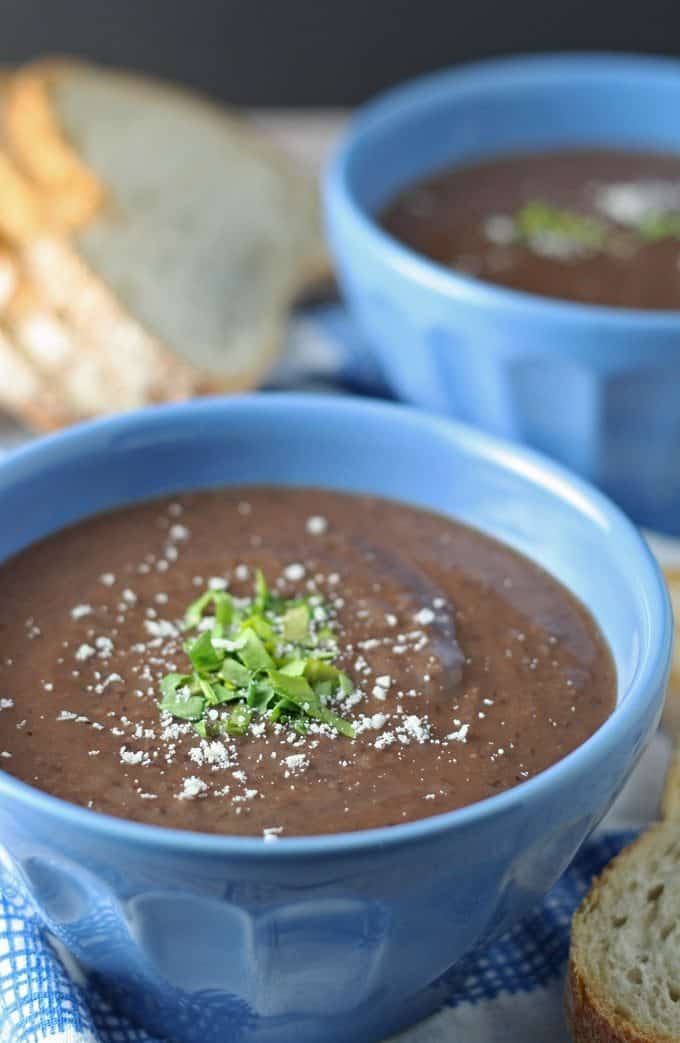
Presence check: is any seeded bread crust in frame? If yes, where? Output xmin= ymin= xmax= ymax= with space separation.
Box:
xmin=567 ymin=824 xmax=680 ymax=1043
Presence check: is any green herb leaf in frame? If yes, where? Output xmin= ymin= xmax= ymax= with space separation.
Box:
xmin=254 ymin=568 xmax=269 ymax=611
xmin=187 ymin=630 xmax=224 ymax=673
xmin=282 ymin=603 xmax=311 ymax=642
xmin=235 ymin=628 xmax=274 ymax=672
xmin=316 ymin=708 xmax=356 ymax=739
xmin=158 ymin=570 xmax=358 ymax=739
xmin=247 ymin=677 xmax=276 ymax=711
xmin=219 ymin=658 xmax=251 ymax=689
xmin=515 ymin=201 xmax=606 ymax=251
xmin=304 ymin=659 xmax=353 ymax=695
xmin=225 ymin=703 xmax=252 ymax=735
xmin=184 ymin=589 xmax=234 ymax=630
xmin=159 ymin=672 xmax=192 ymax=698
xmin=199 ymin=679 xmax=240 ymax=706
xmin=159 ymin=687 xmax=205 ymax=721
xmin=269 ymin=669 xmax=318 ymax=706
xmin=278 ymin=658 xmax=308 ymax=677
xmin=241 ymin=614 xmax=275 ymax=644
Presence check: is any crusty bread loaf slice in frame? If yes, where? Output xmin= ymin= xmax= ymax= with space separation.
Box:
xmin=659 ymin=568 xmax=680 ymax=739
xmin=4 ymin=58 xmax=328 ymax=403
xmin=0 ymin=115 xmax=199 ymax=418
xmin=0 ymin=252 xmax=72 ymax=429
xmin=4 ymin=60 xmax=102 ymax=229
xmin=0 ymin=331 xmax=71 ymax=430
xmin=567 ymin=823 xmax=680 ymax=1042
xmin=4 ymin=262 xmax=122 ymax=419
xmin=661 ymin=749 xmax=680 ymax=822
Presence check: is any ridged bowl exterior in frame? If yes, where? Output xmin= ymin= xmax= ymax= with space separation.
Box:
xmin=0 ymin=395 xmax=670 ymax=1042
xmin=325 ymin=54 xmax=680 ymax=535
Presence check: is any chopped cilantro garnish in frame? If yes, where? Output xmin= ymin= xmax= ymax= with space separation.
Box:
xmin=158 ymin=573 xmax=357 ymax=739
xmin=503 ymin=199 xmax=680 ymax=256
xmin=515 ymin=202 xmax=607 ymax=251
xmin=158 ymin=674 xmax=205 ymax=721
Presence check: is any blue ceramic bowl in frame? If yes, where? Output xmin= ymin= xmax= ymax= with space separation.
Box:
xmin=325 ymin=53 xmax=680 ymax=535
xmin=0 ymin=395 xmax=670 ymax=1043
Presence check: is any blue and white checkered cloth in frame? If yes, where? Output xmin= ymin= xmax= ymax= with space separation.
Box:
xmin=0 ymin=306 xmax=672 ymax=1042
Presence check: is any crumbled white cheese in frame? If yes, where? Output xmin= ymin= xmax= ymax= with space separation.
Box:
xmin=594 ymin=178 xmax=680 ymax=226
xmin=75 ymin=644 xmax=96 ymax=662
xmin=414 ymin=608 xmax=435 ymax=626
xmin=283 ymin=753 xmax=309 ymax=773
xmin=70 ymin=604 xmax=92 ymax=620
xmin=402 ymin=715 xmax=430 ymax=743
xmin=100 ymin=573 xmax=116 ymax=587
xmin=283 ymin=563 xmax=305 ymax=582
xmin=305 ymin=515 xmax=328 ymax=535
xmin=0 ymin=699 xmax=14 ymax=711
xmin=120 ymin=747 xmax=144 ymax=765
xmin=484 ymin=214 xmax=516 ymax=245
xmin=94 ymin=629 xmax=113 ymax=655
xmin=178 ymin=776 xmax=208 ymax=799
xmin=144 ymin=619 xmax=178 ymax=638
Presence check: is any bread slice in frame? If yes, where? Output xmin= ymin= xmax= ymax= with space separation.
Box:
xmin=4 ymin=60 xmax=102 ymax=229
xmin=661 ymin=749 xmax=680 ymax=822
xmin=0 ymin=252 xmax=71 ymax=430
xmin=0 ymin=107 xmax=199 ymax=419
xmin=567 ymin=822 xmax=680 ymax=1042
xmin=4 ymin=261 xmax=121 ymax=420
xmin=4 ymin=58 xmax=328 ymax=404
xmin=659 ymin=568 xmax=680 ymax=738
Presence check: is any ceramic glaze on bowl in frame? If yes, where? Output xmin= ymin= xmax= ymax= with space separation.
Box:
xmin=0 ymin=395 xmax=670 ymax=1043
xmin=325 ymin=53 xmax=680 ymax=535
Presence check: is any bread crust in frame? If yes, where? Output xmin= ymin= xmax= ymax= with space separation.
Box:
xmin=4 ymin=58 xmax=103 ymax=229
xmin=1 ymin=56 xmax=330 ymax=416
xmin=567 ymin=961 xmax=661 ymax=1043
xmin=566 ymin=826 xmax=680 ymax=1043
xmin=661 ymin=749 xmax=680 ymax=821
xmin=660 ymin=568 xmax=680 ymax=739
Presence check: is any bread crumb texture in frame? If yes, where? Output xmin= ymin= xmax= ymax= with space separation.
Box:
xmin=568 ymin=823 xmax=680 ymax=1042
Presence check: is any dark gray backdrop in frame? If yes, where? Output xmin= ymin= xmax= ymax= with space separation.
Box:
xmin=0 ymin=0 xmax=677 ymax=106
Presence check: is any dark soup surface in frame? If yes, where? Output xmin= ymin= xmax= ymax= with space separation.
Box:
xmin=381 ymin=149 xmax=680 ymax=309
xmin=0 ymin=487 xmax=616 ymax=837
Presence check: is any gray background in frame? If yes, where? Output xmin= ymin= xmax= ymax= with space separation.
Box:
xmin=0 ymin=0 xmax=677 ymax=106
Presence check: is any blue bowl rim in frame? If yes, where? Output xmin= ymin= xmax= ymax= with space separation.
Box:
xmin=325 ymin=50 xmax=680 ymax=330
xmin=0 ymin=393 xmax=671 ymax=857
